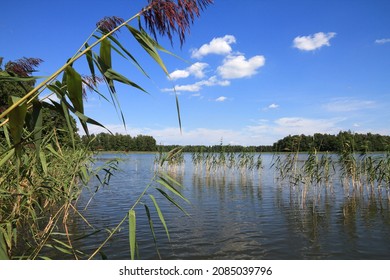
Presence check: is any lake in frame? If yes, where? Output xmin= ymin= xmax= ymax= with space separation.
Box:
xmin=69 ymin=152 xmax=390 ymax=260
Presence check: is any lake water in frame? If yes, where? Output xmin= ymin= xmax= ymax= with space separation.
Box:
xmin=69 ymin=153 xmax=390 ymax=260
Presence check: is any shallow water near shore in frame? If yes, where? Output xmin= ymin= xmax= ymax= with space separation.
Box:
xmin=68 ymin=153 xmax=390 ymax=260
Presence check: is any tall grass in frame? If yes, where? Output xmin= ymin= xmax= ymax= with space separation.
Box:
xmin=0 ymin=131 xmax=99 ymax=259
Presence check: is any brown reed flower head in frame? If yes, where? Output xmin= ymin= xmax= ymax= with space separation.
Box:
xmin=82 ymin=75 xmax=104 ymax=97
xmin=5 ymin=57 xmax=43 ymax=77
xmin=96 ymin=16 xmax=125 ymax=34
xmin=142 ymin=0 xmax=213 ymax=46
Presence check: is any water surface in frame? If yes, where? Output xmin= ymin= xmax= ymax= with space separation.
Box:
xmin=70 ymin=153 xmax=390 ymax=259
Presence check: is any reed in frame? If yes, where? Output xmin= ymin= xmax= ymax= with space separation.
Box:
xmin=155 ymin=147 xmax=185 ymax=174
xmin=1 ymin=0 xmax=213 ymax=259
xmin=190 ymin=151 xmax=262 ymax=174
xmin=271 ymin=136 xmax=390 ymax=206
xmin=0 ymin=130 xmax=100 ymax=259
xmin=338 ymin=139 xmax=359 ymax=190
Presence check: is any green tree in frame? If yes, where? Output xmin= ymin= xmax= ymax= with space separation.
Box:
xmin=0 ymin=57 xmax=79 ymax=147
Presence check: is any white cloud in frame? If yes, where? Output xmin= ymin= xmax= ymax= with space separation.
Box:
xmin=268 ymin=103 xmax=279 ymax=109
xmin=191 ymin=35 xmax=236 ymax=59
xmin=293 ymin=32 xmax=336 ymax=51
xmin=173 ymin=84 xmax=202 ymax=92
xmin=83 ymin=123 xmax=271 ymax=146
xmin=169 ymin=69 xmax=190 ymax=80
xmin=169 ymin=62 xmax=209 ymax=80
xmin=323 ymin=98 xmax=376 ymax=112
xmin=242 ymin=117 xmax=343 ymax=144
xmin=188 ymin=62 xmax=209 ymax=78
xmin=215 ymin=96 xmax=227 ymax=102
xmin=217 ymin=55 xmax=265 ymax=79
xmin=162 ymin=76 xmax=230 ymax=93
xmin=81 ymin=116 xmax=344 ymax=146
xmin=273 ymin=117 xmax=342 ymax=135
xmin=375 ymin=38 xmax=390 ymax=44
xmin=200 ymin=76 xmax=230 ymax=87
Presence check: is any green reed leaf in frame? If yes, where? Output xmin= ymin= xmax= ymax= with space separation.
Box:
xmin=65 ymin=66 xmax=84 ymax=114
xmin=144 ymin=204 xmax=160 ymax=258
xmin=52 ymin=238 xmax=72 ymax=249
xmin=0 ymin=148 xmax=15 ymax=168
xmin=2 ymin=124 xmax=11 ymax=147
xmin=46 ymin=244 xmax=72 ymax=255
xmin=8 ymin=96 xmax=27 ymax=147
xmin=126 ymin=25 xmax=168 ymax=75
xmin=156 ymin=188 xmax=189 ymax=216
xmin=85 ymin=43 xmax=96 ymax=82
xmin=128 ymin=209 xmax=136 ymax=260
xmin=45 ymin=144 xmax=65 ymax=160
xmin=98 ymin=37 xmax=115 ymax=93
xmin=156 ymin=178 xmax=189 ymax=203
xmin=0 ymin=72 xmax=42 ymax=83
xmin=0 ymin=231 xmax=9 ymax=260
xmin=160 ymin=172 xmax=183 ymax=189
xmin=39 ymin=150 xmax=48 ymax=176
xmin=100 ymin=38 xmax=112 ymax=70
xmin=60 ymin=97 xmax=76 ymax=147
xmin=104 ymin=68 xmax=147 ymax=93
xmin=30 ymin=100 xmax=43 ymax=160
xmin=149 ymin=194 xmax=170 ymax=241
xmin=107 ymin=34 xmax=150 ymax=78
xmin=175 ymin=93 xmax=182 ymax=133
xmin=73 ymin=109 xmax=109 ymax=131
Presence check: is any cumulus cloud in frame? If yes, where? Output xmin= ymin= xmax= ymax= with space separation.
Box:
xmin=217 ymin=55 xmax=265 ymax=79
xmin=215 ymin=96 xmax=227 ymax=102
xmin=274 ymin=117 xmax=341 ymax=135
xmin=293 ymin=32 xmax=336 ymax=51
xmin=188 ymin=62 xmax=209 ymax=78
xmin=162 ymin=76 xmax=230 ymax=93
xmin=169 ymin=62 xmax=208 ymax=80
xmin=323 ymin=98 xmax=376 ymax=112
xmin=283 ymin=116 xmax=333 ymax=137
xmin=191 ymin=35 xmax=236 ymax=59
xmin=268 ymin=103 xmax=279 ymax=109
xmin=375 ymin=38 xmax=390 ymax=44
xmin=164 ymin=34 xmax=265 ymax=96
xmin=200 ymin=76 xmax=230 ymax=87
xmin=169 ymin=69 xmax=190 ymax=80
xmin=172 ymin=84 xmax=202 ymax=92
xmin=248 ymin=117 xmax=343 ymax=143
xmin=246 ymin=117 xmax=343 ymax=144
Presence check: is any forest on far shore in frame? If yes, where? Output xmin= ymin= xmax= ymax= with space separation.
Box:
xmin=81 ymin=131 xmax=390 ymax=153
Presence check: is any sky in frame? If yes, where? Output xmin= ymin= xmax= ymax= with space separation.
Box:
xmin=2 ymin=0 xmax=390 ymax=146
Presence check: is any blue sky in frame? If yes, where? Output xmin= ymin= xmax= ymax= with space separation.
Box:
xmin=2 ymin=0 xmax=390 ymax=145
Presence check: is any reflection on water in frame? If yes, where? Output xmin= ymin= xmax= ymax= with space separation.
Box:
xmin=66 ymin=153 xmax=390 ymax=260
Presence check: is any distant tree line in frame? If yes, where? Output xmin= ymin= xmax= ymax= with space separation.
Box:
xmin=82 ymin=131 xmax=390 ymax=153
xmin=81 ymin=133 xmax=157 ymax=151
xmin=158 ymin=144 xmax=273 ymax=153
xmin=273 ymin=131 xmax=390 ymax=152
